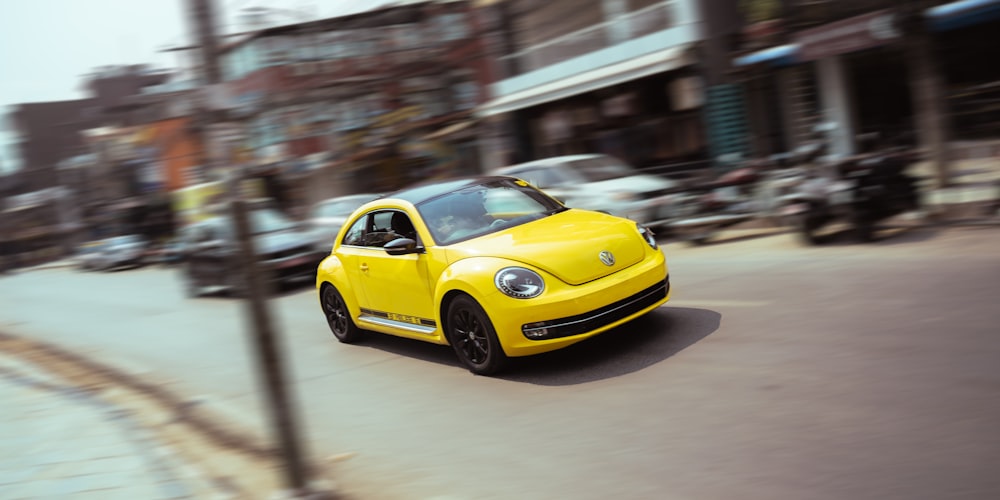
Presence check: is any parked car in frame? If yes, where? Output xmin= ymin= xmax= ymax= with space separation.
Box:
xmin=180 ymin=200 xmax=327 ymax=297
xmin=316 ymin=176 xmax=671 ymax=375
xmin=73 ymin=240 xmax=110 ymax=271
xmin=307 ymin=193 xmax=383 ymax=248
xmin=145 ymin=236 xmax=187 ymax=266
xmin=492 ymin=154 xmax=682 ymax=228
xmin=90 ymin=235 xmax=148 ymax=271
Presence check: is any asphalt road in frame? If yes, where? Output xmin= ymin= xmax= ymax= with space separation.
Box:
xmin=2 ymin=226 xmax=999 ymax=500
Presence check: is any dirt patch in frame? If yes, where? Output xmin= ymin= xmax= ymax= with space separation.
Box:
xmin=0 ymin=331 xmax=343 ymax=499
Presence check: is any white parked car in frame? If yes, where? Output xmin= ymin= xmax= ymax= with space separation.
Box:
xmin=73 ymin=240 xmax=109 ymax=271
xmin=91 ymin=235 xmax=148 ymax=271
xmin=308 ymin=193 xmax=383 ymax=248
xmin=492 ymin=154 xmax=682 ymax=228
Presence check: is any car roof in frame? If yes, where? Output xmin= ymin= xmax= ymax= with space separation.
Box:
xmin=385 ymin=176 xmax=516 ymax=205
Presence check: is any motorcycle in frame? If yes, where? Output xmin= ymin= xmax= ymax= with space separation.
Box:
xmin=658 ymin=154 xmax=812 ymax=244
xmin=779 ymin=142 xmax=923 ymax=244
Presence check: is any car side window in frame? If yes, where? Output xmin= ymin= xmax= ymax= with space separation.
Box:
xmin=203 ymin=225 xmax=218 ymax=242
xmin=192 ymin=224 xmax=211 ymax=243
xmin=361 ymin=210 xmax=406 ymax=248
xmin=342 ymin=215 xmax=368 ymax=246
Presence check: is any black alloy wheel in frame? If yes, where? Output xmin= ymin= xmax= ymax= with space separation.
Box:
xmin=447 ymin=295 xmax=507 ymax=376
xmin=321 ymin=285 xmax=362 ymax=343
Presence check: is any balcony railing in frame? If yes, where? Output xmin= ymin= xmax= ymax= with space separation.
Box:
xmin=499 ymin=1 xmax=676 ymax=79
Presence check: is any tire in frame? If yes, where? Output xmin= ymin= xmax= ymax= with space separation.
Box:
xmin=227 ymin=271 xmax=248 ymax=298
xmin=183 ymin=268 xmax=202 ymax=298
xmin=320 ymin=285 xmax=362 ymax=343
xmin=446 ymin=295 xmax=507 ymax=376
xmin=687 ymin=233 xmax=712 ymax=246
xmin=792 ymin=211 xmax=822 ymax=246
xmin=852 ymin=214 xmax=875 ymax=243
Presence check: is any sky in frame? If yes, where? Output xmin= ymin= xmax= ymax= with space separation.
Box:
xmin=0 ymin=0 xmax=393 ymax=174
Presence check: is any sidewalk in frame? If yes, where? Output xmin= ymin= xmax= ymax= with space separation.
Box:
xmin=0 ymin=352 xmax=229 ymax=499
xmin=914 ymin=157 xmax=1000 ymax=223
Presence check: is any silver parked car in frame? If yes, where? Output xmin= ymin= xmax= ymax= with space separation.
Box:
xmin=307 ymin=193 xmax=382 ymax=248
xmin=90 ymin=235 xmax=148 ymax=271
xmin=73 ymin=240 xmax=110 ymax=271
xmin=492 ymin=154 xmax=681 ymax=228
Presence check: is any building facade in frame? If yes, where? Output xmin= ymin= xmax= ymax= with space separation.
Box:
xmin=475 ymin=0 xmax=731 ymax=174
xmin=217 ymin=0 xmax=493 ymax=215
xmin=732 ymin=0 xmax=1000 ymax=186
xmin=0 ymin=65 xmax=175 ymax=266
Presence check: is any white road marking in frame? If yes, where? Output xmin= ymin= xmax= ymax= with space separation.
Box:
xmin=666 ymin=299 xmax=773 ymax=308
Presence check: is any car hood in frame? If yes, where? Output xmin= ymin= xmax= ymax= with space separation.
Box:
xmin=448 ymin=210 xmax=647 ymax=285
xmin=254 ymin=231 xmax=313 ymax=254
xmin=549 ymin=174 xmax=677 ymax=198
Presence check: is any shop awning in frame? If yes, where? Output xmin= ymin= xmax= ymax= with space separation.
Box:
xmin=927 ymin=0 xmax=1000 ymax=30
xmin=733 ymin=44 xmax=800 ymax=67
xmin=476 ymin=45 xmax=693 ymax=117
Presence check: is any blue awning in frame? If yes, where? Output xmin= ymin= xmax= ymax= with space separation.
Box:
xmin=927 ymin=0 xmax=1000 ymax=31
xmin=733 ymin=44 xmax=800 ymax=68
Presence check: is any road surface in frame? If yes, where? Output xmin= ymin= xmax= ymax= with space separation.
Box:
xmin=2 ymin=226 xmax=999 ymax=499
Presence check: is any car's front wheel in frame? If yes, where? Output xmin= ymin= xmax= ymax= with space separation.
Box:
xmin=321 ymin=285 xmax=362 ymax=343
xmin=446 ymin=295 xmax=507 ymax=376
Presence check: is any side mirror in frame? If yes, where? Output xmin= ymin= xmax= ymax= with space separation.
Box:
xmin=384 ymin=237 xmax=422 ymax=255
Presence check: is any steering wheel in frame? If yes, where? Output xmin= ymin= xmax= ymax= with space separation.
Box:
xmin=490 ymin=219 xmax=508 ymax=229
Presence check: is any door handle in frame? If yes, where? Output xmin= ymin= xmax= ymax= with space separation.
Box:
xmin=359 ymin=263 xmax=368 ymax=272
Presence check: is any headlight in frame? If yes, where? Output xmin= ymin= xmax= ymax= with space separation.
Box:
xmin=494 ymin=267 xmax=545 ymax=299
xmin=637 ymin=223 xmax=658 ymax=249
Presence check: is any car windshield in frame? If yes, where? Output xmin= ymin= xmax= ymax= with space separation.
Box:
xmin=417 ymin=178 xmax=565 ymax=245
xmin=246 ymin=208 xmax=297 ymax=235
xmin=314 ymin=195 xmax=378 ymax=219
xmin=565 ymin=156 xmax=637 ymax=182
xmin=107 ymin=235 xmax=140 ymax=246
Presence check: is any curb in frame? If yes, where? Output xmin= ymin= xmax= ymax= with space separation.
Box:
xmin=0 ymin=330 xmax=276 ymax=460
xmin=0 ymin=353 xmax=238 ymax=499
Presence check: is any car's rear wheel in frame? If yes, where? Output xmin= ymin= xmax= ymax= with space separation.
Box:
xmin=321 ymin=285 xmax=362 ymax=343
xmin=183 ymin=264 xmax=202 ymax=298
xmin=446 ymin=295 xmax=507 ymax=376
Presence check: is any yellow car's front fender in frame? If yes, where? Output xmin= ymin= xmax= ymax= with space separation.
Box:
xmin=316 ymin=254 xmax=362 ymax=315
xmin=433 ymin=256 xmax=512 ymax=326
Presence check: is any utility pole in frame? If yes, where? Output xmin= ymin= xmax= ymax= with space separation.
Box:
xmin=902 ymin=0 xmax=951 ymax=188
xmin=185 ymin=0 xmax=314 ymax=494
xmin=697 ymin=0 xmax=752 ymax=173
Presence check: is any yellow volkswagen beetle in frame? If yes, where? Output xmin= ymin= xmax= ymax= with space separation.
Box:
xmin=316 ymin=176 xmax=671 ymax=375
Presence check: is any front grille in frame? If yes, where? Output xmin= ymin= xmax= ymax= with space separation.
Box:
xmin=522 ymin=277 xmax=669 ymax=340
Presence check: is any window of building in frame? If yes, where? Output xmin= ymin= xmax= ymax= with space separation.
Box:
xmin=438 ymin=13 xmax=469 ymax=41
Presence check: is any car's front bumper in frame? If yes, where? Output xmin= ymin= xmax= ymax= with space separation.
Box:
xmin=490 ymin=251 xmax=670 ymax=357
xmin=263 ymin=250 xmax=328 ymax=284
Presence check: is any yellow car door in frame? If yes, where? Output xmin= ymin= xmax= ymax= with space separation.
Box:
xmin=355 ymin=210 xmax=437 ymax=334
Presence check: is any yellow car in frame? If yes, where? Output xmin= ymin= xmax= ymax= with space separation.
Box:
xmin=316 ymin=176 xmax=671 ymax=375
